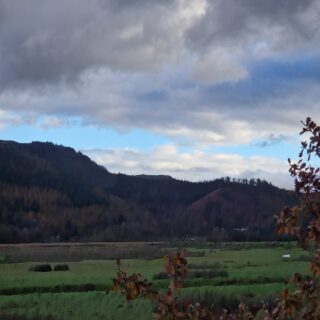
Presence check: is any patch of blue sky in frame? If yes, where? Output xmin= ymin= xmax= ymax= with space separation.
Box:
xmin=201 ymin=54 xmax=320 ymax=106
xmin=0 ymin=123 xmax=169 ymax=151
xmin=249 ymin=54 xmax=320 ymax=82
xmin=136 ymin=90 xmax=168 ymax=102
xmin=208 ymin=140 xmax=300 ymax=161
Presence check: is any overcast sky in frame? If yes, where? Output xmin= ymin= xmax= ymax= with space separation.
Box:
xmin=1 ymin=0 xmax=319 ymax=189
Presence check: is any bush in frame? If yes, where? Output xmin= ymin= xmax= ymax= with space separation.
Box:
xmin=153 ymin=269 xmax=228 ymax=280
xmin=190 ymin=270 xmax=228 ymax=278
xmin=0 ymin=314 xmax=56 ymax=320
xmin=0 ymin=283 xmax=110 ymax=296
xmin=178 ymin=291 xmax=276 ymax=313
xmin=188 ymin=262 xmax=221 ymax=270
xmin=53 ymin=264 xmax=70 ymax=271
xmin=29 ymin=264 xmax=52 ymax=272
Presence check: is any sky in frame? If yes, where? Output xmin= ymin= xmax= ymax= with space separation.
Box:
xmin=0 ymin=0 xmax=320 ymax=189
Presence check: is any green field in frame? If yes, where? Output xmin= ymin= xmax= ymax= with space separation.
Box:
xmin=0 ymin=242 xmax=310 ymax=320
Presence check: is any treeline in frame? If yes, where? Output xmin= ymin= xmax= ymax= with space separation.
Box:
xmin=0 ymin=182 xmax=158 ymax=243
xmin=0 ymin=140 xmax=297 ymax=243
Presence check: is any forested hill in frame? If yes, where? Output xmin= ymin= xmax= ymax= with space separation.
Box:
xmin=0 ymin=140 xmax=297 ymax=243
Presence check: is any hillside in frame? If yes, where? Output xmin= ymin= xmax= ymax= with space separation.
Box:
xmin=0 ymin=141 xmax=158 ymax=242
xmin=0 ymin=140 xmax=297 ymax=243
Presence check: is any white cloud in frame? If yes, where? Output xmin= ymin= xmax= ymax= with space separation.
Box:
xmin=38 ymin=116 xmax=66 ymax=129
xmin=0 ymin=110 xmax=34 ymax=128
xmin=190 ymin=49 xmax=248 ymax=85
xmin=82 ymin=145 xmax=294 ymax=189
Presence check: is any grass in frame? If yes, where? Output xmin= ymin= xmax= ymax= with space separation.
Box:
xmin=0 ymin=242 xmax=311 ymax=319
xmin=0 ymin=292 xmax=152 ymax=320
xmin=0 ymin=258 xmax=165 ymax=291
xmin=0 ymin=284 xmax=288 ymax=320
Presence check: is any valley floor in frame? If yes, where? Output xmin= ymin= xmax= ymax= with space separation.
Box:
xmin=0 ymin=242 xmax=310 ymax=320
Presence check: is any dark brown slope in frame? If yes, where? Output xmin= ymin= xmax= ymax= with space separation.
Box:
xmin=174 ymin=183 xmax=296 ymax=240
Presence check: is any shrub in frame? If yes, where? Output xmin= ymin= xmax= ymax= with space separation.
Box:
xmin=0 ymin=314 xmax=56 ymax=320
xmin=29 ymin=264 xmax=52 ymax=272
xmin=154 ymin=269 xmax=228 ymax=280
xmin=53 ymin=264 xmax=70 ymax=271
xmin=188 ymin=262 xmax=221 ymax=270
xmin=178 ymin=291 xmax=276 ymax=313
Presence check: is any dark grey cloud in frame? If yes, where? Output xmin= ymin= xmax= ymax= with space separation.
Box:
xmin=0 ymin=0 xmax=319 ymax=89
xmin=186 ymin=0 xmax=318 ymax=52
xmin=0 ymin=0 xmax=186 ymax=87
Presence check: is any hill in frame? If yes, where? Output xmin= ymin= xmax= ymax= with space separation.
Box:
xmin=0 ymin=140 xmax=297 ymax=243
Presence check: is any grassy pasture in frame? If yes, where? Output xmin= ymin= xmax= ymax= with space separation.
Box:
xmin=0 ymin=242 xmax=310 ymax=320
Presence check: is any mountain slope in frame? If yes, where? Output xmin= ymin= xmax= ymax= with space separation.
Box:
xmin=0 ymin=140 xmax=297 ymax=243
xmin=0 ymin=141 xmax=157 ymax=242
xmin=0 ymin=140 xmax=115 ymax=205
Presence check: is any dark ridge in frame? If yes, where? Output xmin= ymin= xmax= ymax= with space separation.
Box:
xmin=0 ymin=140 xmax=297 ymax=243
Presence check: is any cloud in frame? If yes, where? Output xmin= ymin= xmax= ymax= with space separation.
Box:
xmin=0 ymin=0 xmax=319 ymax=147
xmin=239 ymin=169 xmax=294 ymax=191
xmin=38 ymin=116 xmax=67 ymax=129
xmin=1 ymin=61 xmax=319 ymax=146
xmin=0 ymin=110 xmax=35 ymax=128
xmin=82 ymin=145 xmax=294 ymax=189
xmin=1 ymin=0 xmax=318 ymax=88
xmin=190 ymin=49 xmax=248 ymax=85
xmin=0 ymin=0 xmax=207 ymax=88
xmin=186 ymin=0 xmax=320 ymax=57
xmin=258 ymin=134 xmax=289 ymax=148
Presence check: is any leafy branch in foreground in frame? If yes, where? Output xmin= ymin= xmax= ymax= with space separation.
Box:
xmin=113 ymin=117 xmax=320 ymax=319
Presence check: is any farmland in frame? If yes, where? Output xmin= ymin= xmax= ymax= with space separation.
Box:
xmin=0 ymin=242 xmax=310 ymax=320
